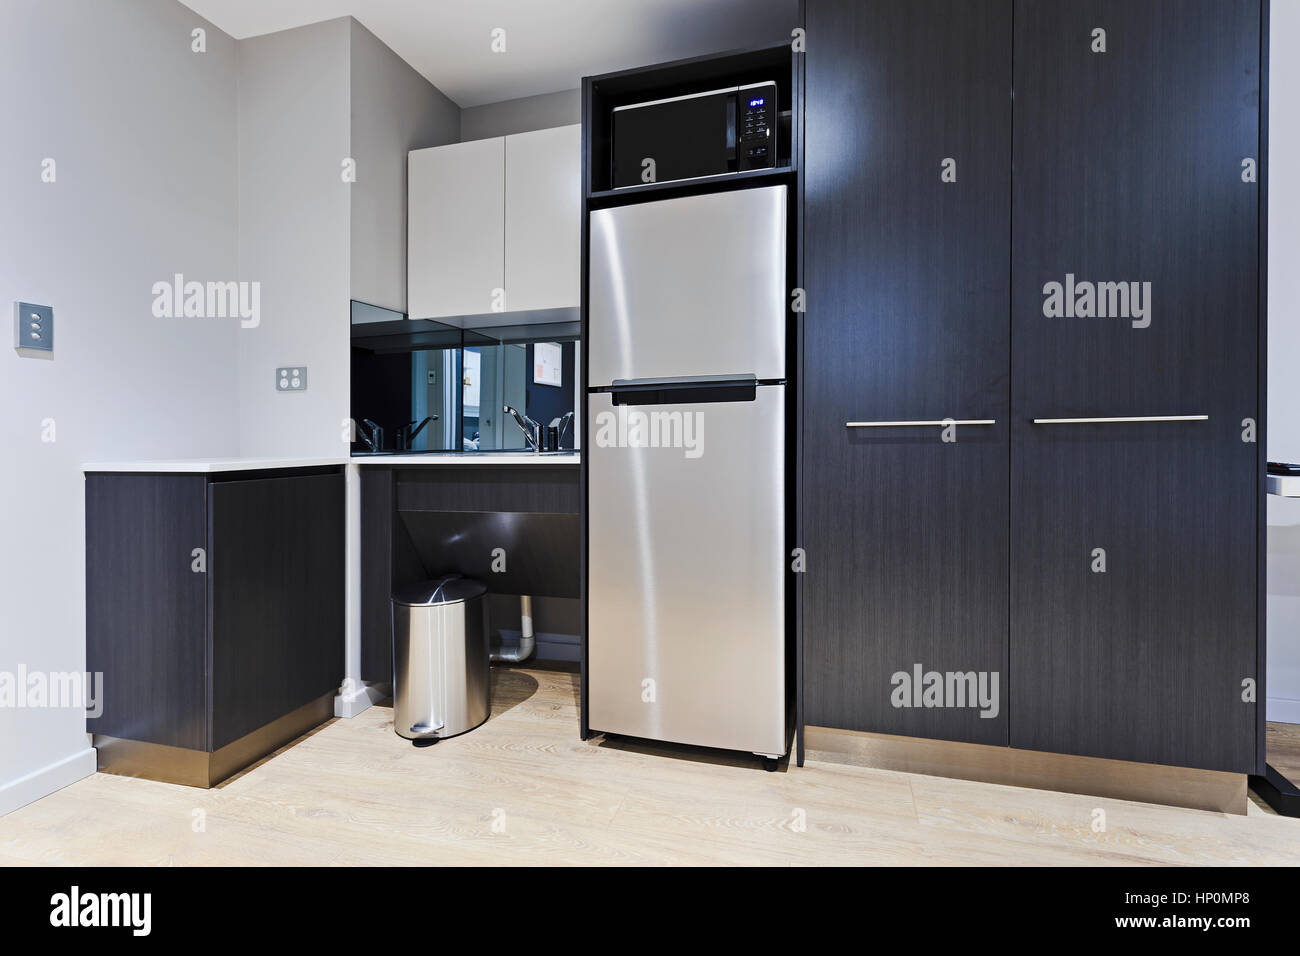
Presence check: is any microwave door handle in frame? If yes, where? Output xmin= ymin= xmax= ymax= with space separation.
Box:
xmin=725 ymin=95 xmax=737 ymax=169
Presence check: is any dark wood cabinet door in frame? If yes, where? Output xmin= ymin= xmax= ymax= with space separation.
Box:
xmin=209 ymin=473 xmax=345 ymax=749
xmin=803 ymin=0 xmax=1012 ymax=744
xmin=86 ymin=475 xmax=209 ymax=749
xmin=1010 ymin=0 xmax=1261 ymax=771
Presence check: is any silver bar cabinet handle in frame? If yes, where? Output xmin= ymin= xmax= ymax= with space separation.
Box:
xmin=1031 ymin=415 xmax=1209 ymax=424
xmin=845 ymin=419 xmax=996 ymax=428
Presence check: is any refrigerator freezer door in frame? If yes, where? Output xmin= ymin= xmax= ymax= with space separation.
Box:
xmin=586 ymin=386 xmax=786 ymax=755
xmin=588 ymin=185 xmax=787 ymax=386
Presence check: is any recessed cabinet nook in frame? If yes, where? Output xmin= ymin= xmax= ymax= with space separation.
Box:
xmin=799 ymin=0 xmax=1266 ymax=795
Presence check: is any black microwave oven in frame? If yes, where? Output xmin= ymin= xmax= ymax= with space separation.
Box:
xmin=611 ymin=82 xmax=777 ymax=188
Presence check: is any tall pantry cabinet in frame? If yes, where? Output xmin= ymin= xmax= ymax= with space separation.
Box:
xmin=802 ymin=0 xmax=1266 ymax=774
xmin=802 ymin=0 xmax=1012 ymax=747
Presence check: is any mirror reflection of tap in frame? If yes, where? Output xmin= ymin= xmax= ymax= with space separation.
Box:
xmin=545 ymin=411 xmax=575 ymax=451
xmin=359 ymin=419 xmax=384 ymax=452
xmin=503 ymin=404 xmax=541 ymax=452
xmin=396 ymin=415 xmax=438 ymax=451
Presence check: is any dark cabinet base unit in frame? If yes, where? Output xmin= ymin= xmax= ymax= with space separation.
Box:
xmin=85 ymin=466 xmax=345 ymax=788
xmin=93 ymin=693 xmax=335 ymax=789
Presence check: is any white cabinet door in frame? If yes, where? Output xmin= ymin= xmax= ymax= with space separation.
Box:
xmin=408 ymin=137 xmax=505 ymax=320
xmin=504 ymin=124 xmax=580 ymax=312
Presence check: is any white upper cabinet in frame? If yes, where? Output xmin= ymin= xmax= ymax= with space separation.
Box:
xmin=408 ymin=137 xmax=505 ymax=320
xmin=408 ymin=124 xmax=579 ymax=322
xmin=504 ymin=124 xmax=581 ymax=313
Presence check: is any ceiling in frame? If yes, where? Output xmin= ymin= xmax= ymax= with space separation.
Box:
xmin=177 ymin=0 xmax=798 ymax=108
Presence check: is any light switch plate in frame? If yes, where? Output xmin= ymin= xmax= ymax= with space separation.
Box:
xmin=14 ymin=301 xmax=53 ymax=353
xmin=276 ymin=366 xmax=307 ymax=391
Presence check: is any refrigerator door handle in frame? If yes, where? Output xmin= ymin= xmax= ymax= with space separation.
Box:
xmin=601 ymin=375 xmax=765 ymax=406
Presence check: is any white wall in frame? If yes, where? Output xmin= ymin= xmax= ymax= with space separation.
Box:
xmin=236 ymin=18 xmax=353 ymax=459
xmin=1268 ymin=1 xmax=1300 ymax=724
xmin=0 ymin=0 xmax=241 ymax=813
xmin=350 ymin=19 xmax=460 ymax=314
xmin=461 ymin=89 xmax=580 ymax=142
xmin=1 ymin=4 xmax=465 ymax=812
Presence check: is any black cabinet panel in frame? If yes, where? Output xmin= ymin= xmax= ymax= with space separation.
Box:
xmin=398 ymin=511 xmax=580 ymax=598
xmin=1010 ymin=0 xmax=1260 ymax=771
xmin=86 ymin=475 xmax=208 ymax=749
xmin=1011 ymin=0 xmax=1259 ymax=420
xmin=803 ymin=0 xmax=1012 ymax=744
xmin=359 ymin=468 xmax=428 ymax=684
xmin=360 ymin=468 xmax=396 ymax=684
xmin=395 ymin=465 xmax=582 ymax=514
xmin=209 ymin=474 xmax=345 ymax=749
xmin=1010 ymin=428 xmax=1255 ymax=770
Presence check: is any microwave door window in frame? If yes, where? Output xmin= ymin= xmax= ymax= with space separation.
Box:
xmin=612 ymin=92 xmax=736 ymax=188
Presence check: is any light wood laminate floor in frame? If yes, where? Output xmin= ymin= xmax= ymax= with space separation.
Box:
xmin=1 ymin=665 xmax=1297 ymax=866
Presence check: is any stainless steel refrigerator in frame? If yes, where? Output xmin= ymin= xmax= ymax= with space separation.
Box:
xmin=587 ymin=185 xmax=788 ymax=760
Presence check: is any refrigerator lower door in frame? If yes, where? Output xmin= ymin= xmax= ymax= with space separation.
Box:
xmin=587 ymin=386 xmax=786 ymax=755
xmin=588 ymin=185 xmax=787 ymax=386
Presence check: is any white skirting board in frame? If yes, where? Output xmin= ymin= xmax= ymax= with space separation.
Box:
xmin=0 ymin=746 xmax=96 ymax=816
xmin=334 ymin=682 xmax=389 ymax=718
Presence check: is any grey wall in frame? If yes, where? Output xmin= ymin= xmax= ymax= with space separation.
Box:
xmin=461 ymin=89 xmax=580 ymax=142
xmin=350 ymin=19 xmax=460 ymax=314
xmin=236 ymin=18 xmax=352 ymax=459
xmin=0 ymin=0 xmax=241 ymax=813
xmin=0 ymin=4 xmax=470 ymax=812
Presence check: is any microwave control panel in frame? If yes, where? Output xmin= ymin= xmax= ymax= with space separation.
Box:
xmin=738 ymin=85 xmax=777 ymax=171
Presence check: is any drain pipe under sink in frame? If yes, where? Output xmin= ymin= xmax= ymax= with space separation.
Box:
xmin=491 ymin=595 xmax=535 ymax=663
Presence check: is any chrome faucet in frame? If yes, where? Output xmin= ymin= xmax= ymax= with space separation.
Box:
xmin=359 ymin=419 xmax=384 ymax=453
xmin=503 ymin=404 xmax=541 ymax=452
xmin=396 ymin=415 xmax=438 ymax=451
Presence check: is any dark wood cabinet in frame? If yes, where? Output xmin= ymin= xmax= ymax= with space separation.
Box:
xmin=802 ymin=0 xmax=1013 ymax=744
xmin=85 ymin=475 xmax=209 ymax=750
xmin=801 ymin=0 xmax=1264 ymax=775
xmin=208 ymin=475 xmax=346 ymax=749
xmin=86 ymin=467 xmax=345 ymax=786
xmin=1009 ymin=0 xmax=1262 ymax=772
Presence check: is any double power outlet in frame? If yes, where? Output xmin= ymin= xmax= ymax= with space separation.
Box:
xmin=276 ymin=366 xmax=307 ymax=391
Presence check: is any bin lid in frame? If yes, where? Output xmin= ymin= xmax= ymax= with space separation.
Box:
xmin=393 ymin=575 xmax=487 ymax=607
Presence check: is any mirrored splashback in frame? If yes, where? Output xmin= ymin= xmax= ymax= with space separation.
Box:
xmin=350 ymin=301 xmax=580 ymax=456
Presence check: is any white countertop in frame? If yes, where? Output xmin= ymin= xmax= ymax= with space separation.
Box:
xmin=83 ymin=457 xmax=344 ymax=473
xmin=352 ymin=452 xmax=580 ymax=465
xmin=1268 ymin=473 xmax=1300 ymax=497
xmin=84 ymin=453 xmax=581 ymax=472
